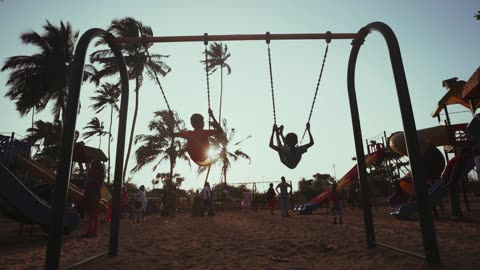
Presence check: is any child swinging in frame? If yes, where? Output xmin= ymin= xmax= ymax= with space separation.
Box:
xmin=172 ymin=109 xmax=223 ymax=166
xmin=269 ymin=123 xmax=314 ymax=169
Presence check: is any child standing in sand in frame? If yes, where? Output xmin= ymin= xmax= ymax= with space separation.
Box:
xmin=241 ymin=189 xmax=252 ymax=213
xmin=82 ymin=160 xmax=105 ymax=238
xmin=202 ymin=182 xmax=214 ymax=216
xmin=276 ymin=177 xmax=292 ymax=217
xmin=330 ymin=182 xmax=343 ymax=224
xmin=135 ymin=185 xmax=148 ymax=223
xmin=265 ymin=183 xmax=276 ymax=215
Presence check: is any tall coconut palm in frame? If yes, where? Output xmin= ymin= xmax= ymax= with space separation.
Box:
xmin=1 ymin=20 xmax=96 ymax=122
xmin=198 ymin=119 xmax=251 ymax=186
xmin=82 ymin=117 xmax=108 ymax=148
xmin=25 ymin=120 xmax=62 ymax=169
xmin=201 ymin=42 xmax=231 ymax=121
xmin=90 ymin=17 xmax=172 ymax=182
xmin=89 ymin=82 xmax=121 ymax=184
xmin=132 ymin=110 xmax=190 ymax=188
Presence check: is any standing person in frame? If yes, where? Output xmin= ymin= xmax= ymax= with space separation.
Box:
xmin=202 ymin=182 xmax=214 ymax=216
xmin=82 ymin=160 xmax=106 ymax=238
xmin=135 ymin=185 xmax=148 ymax=223
xmin=330 ymin=182 xmax=343 ymax=224
xmin=276 ymin=177 xmax=292 ymax=217
xmin=241 ymin=189 xmax=252 ymax=213
xmin=265 ymin=183 xmax=277 ymax=215
xmin=192 ymin=190 xmax=203 ymax=217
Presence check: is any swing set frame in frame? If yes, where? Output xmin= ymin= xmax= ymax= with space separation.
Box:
xmin=45 ymin=22 xmax=440 ymax=269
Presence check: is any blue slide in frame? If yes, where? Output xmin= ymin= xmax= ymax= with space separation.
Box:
xmin=0 ymin=161 xmax=81 ymax=233
xmin=393 ymin=157 xmax=475 ymax=219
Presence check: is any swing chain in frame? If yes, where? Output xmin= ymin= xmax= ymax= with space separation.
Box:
xmin=300 ymin=32 xmax=331 ymax=143
xmin=266 ymin=32 xmax=277 ymax=126
xmin=203 ymin=33 xmax=212 ymax=126
xmin=142 ymin=35 xmax=178 ymax=134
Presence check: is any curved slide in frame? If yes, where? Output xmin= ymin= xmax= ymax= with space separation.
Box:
xmin=0 ymin=161 xmax=80 ymax=233
xmin=387 ymin=125 xmax=464 ymax=219
xmin=391 ymin=156 xmax=474 ymax=219
xmin=294 ymin=149 xmax=385 ymax=214
xmin=15 ymin=156 xmax=111 ymax=204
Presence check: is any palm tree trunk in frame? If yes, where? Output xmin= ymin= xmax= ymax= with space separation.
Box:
xmin=219 ymin=67 xmax=223 ymax=121
xmin=107 ymin=105 xmax=113 ymax=184
xmin=123 ymin=79 xmax=141 ymax=182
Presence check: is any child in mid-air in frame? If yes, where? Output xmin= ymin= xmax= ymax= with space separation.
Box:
xmin=330 ymin=182 xmax=343 ymax=224
xmin=269 ymin=123 xmax=314 ymax=169
xmin=173 ymin=109 xmax=223 ymax=166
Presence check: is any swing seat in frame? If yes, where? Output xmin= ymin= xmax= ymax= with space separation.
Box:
xmin=193 ymin=157 xmax=212 ymax=166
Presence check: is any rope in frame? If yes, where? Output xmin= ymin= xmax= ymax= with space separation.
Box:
xmin=266 ymin=32 xmax=277 ymax=126
xmin=300 ymin=32 xmax=331 ymax=143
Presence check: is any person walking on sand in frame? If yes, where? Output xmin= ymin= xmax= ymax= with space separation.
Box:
xmin=82 ymin=160 xmax=105 ymax=238
xmin=330 ymin=182 xmax=343 ymax=224
xmin=202 ymin=182 xmax=214 ymax=216
xmin=276 ymin=177 xmax=292 ymax=217
xmin=265 ymin=183 xmax=276 ymax=215
xmin=241 ymin=189 xmax=252 ymax=213
xmin=135 ymin=185 xmax=148 ymax=223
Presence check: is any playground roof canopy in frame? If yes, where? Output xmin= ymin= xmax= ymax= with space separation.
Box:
xmin=431 ymin=78 xmax=471 ymax=117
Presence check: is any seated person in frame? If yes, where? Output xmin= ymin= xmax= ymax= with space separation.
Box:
xmin=172 ymin=109 xmax=223 ymax=166
xmin=269 ymin=123 xmax=314 ymax=169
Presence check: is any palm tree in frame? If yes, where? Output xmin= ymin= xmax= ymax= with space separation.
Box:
xmin=201 ymin=42 xmax=231 ymax=121
xmin=132 ymin=110 xmax=190 ymax=188
xmin=90 ymin=17 xmax=172 ymax=183
xmin=198 ymin=119 xmax=251 ymax=186
xmin=89 ymin=82 xmax=121 ymax=184
xmin=1 ymin=20 xmax=96 ymax=122
xmin=82 ymin=117 xmax=108 ymax=148
xmin=25 ymin=120 xmax=62 ymax=169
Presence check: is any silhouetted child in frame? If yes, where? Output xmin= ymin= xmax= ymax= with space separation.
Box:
xmin=330 ymin=182 xmax=343 ymax=224
xmin=135 ymin=185 xmax=147 ymax=223
xmin=241 ymin=189 xmax=252 ymax=213
xmin=269 ymin=123 xmax=314 ymax=169
xmin=82 ymin=160 xmax=105 ymax=238
xmin=265 ymin=183 xmax=276 ymax=215
xmin=276 ymin=177 xmax=292 ymax=217
xmin=128 ymin=199 xmax=135 ymax=224
xmin=173 ymin=109 xmax=223 ymax=166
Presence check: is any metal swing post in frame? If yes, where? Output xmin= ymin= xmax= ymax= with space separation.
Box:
xmin=347 ymin=21 xmax=440 ymax=264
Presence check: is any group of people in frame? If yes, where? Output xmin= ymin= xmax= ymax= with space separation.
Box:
xmin=81 ymin=161 xmax=148 ymax=238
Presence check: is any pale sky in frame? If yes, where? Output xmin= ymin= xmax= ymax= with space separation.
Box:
xmin=0 ymin=0 xmax=479 ymax=192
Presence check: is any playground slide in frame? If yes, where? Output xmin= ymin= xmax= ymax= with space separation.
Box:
xmin=387 ymin=124 xmax=479 ymax=219
xmin=15 ymin=156 xmax=111 ymax=204
xmin=392 ymin=156 xmax=475 ymax=219
xmin=0 ymin=161 xmax=80 ymax=232
xmin=294 ymin=149 xmax=385 ymax=214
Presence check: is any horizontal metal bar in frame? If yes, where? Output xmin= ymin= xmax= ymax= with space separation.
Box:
xmin=377 ymin=242 xmax=426 ymax=260
xmin=63 ymin=250 xmax=109 ymax=270
xmin=116 ymin=32 xmax=360 ymax=44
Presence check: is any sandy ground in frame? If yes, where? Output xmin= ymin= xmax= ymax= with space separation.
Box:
xmin=1 ymin=203 xmax=480 ymax=270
